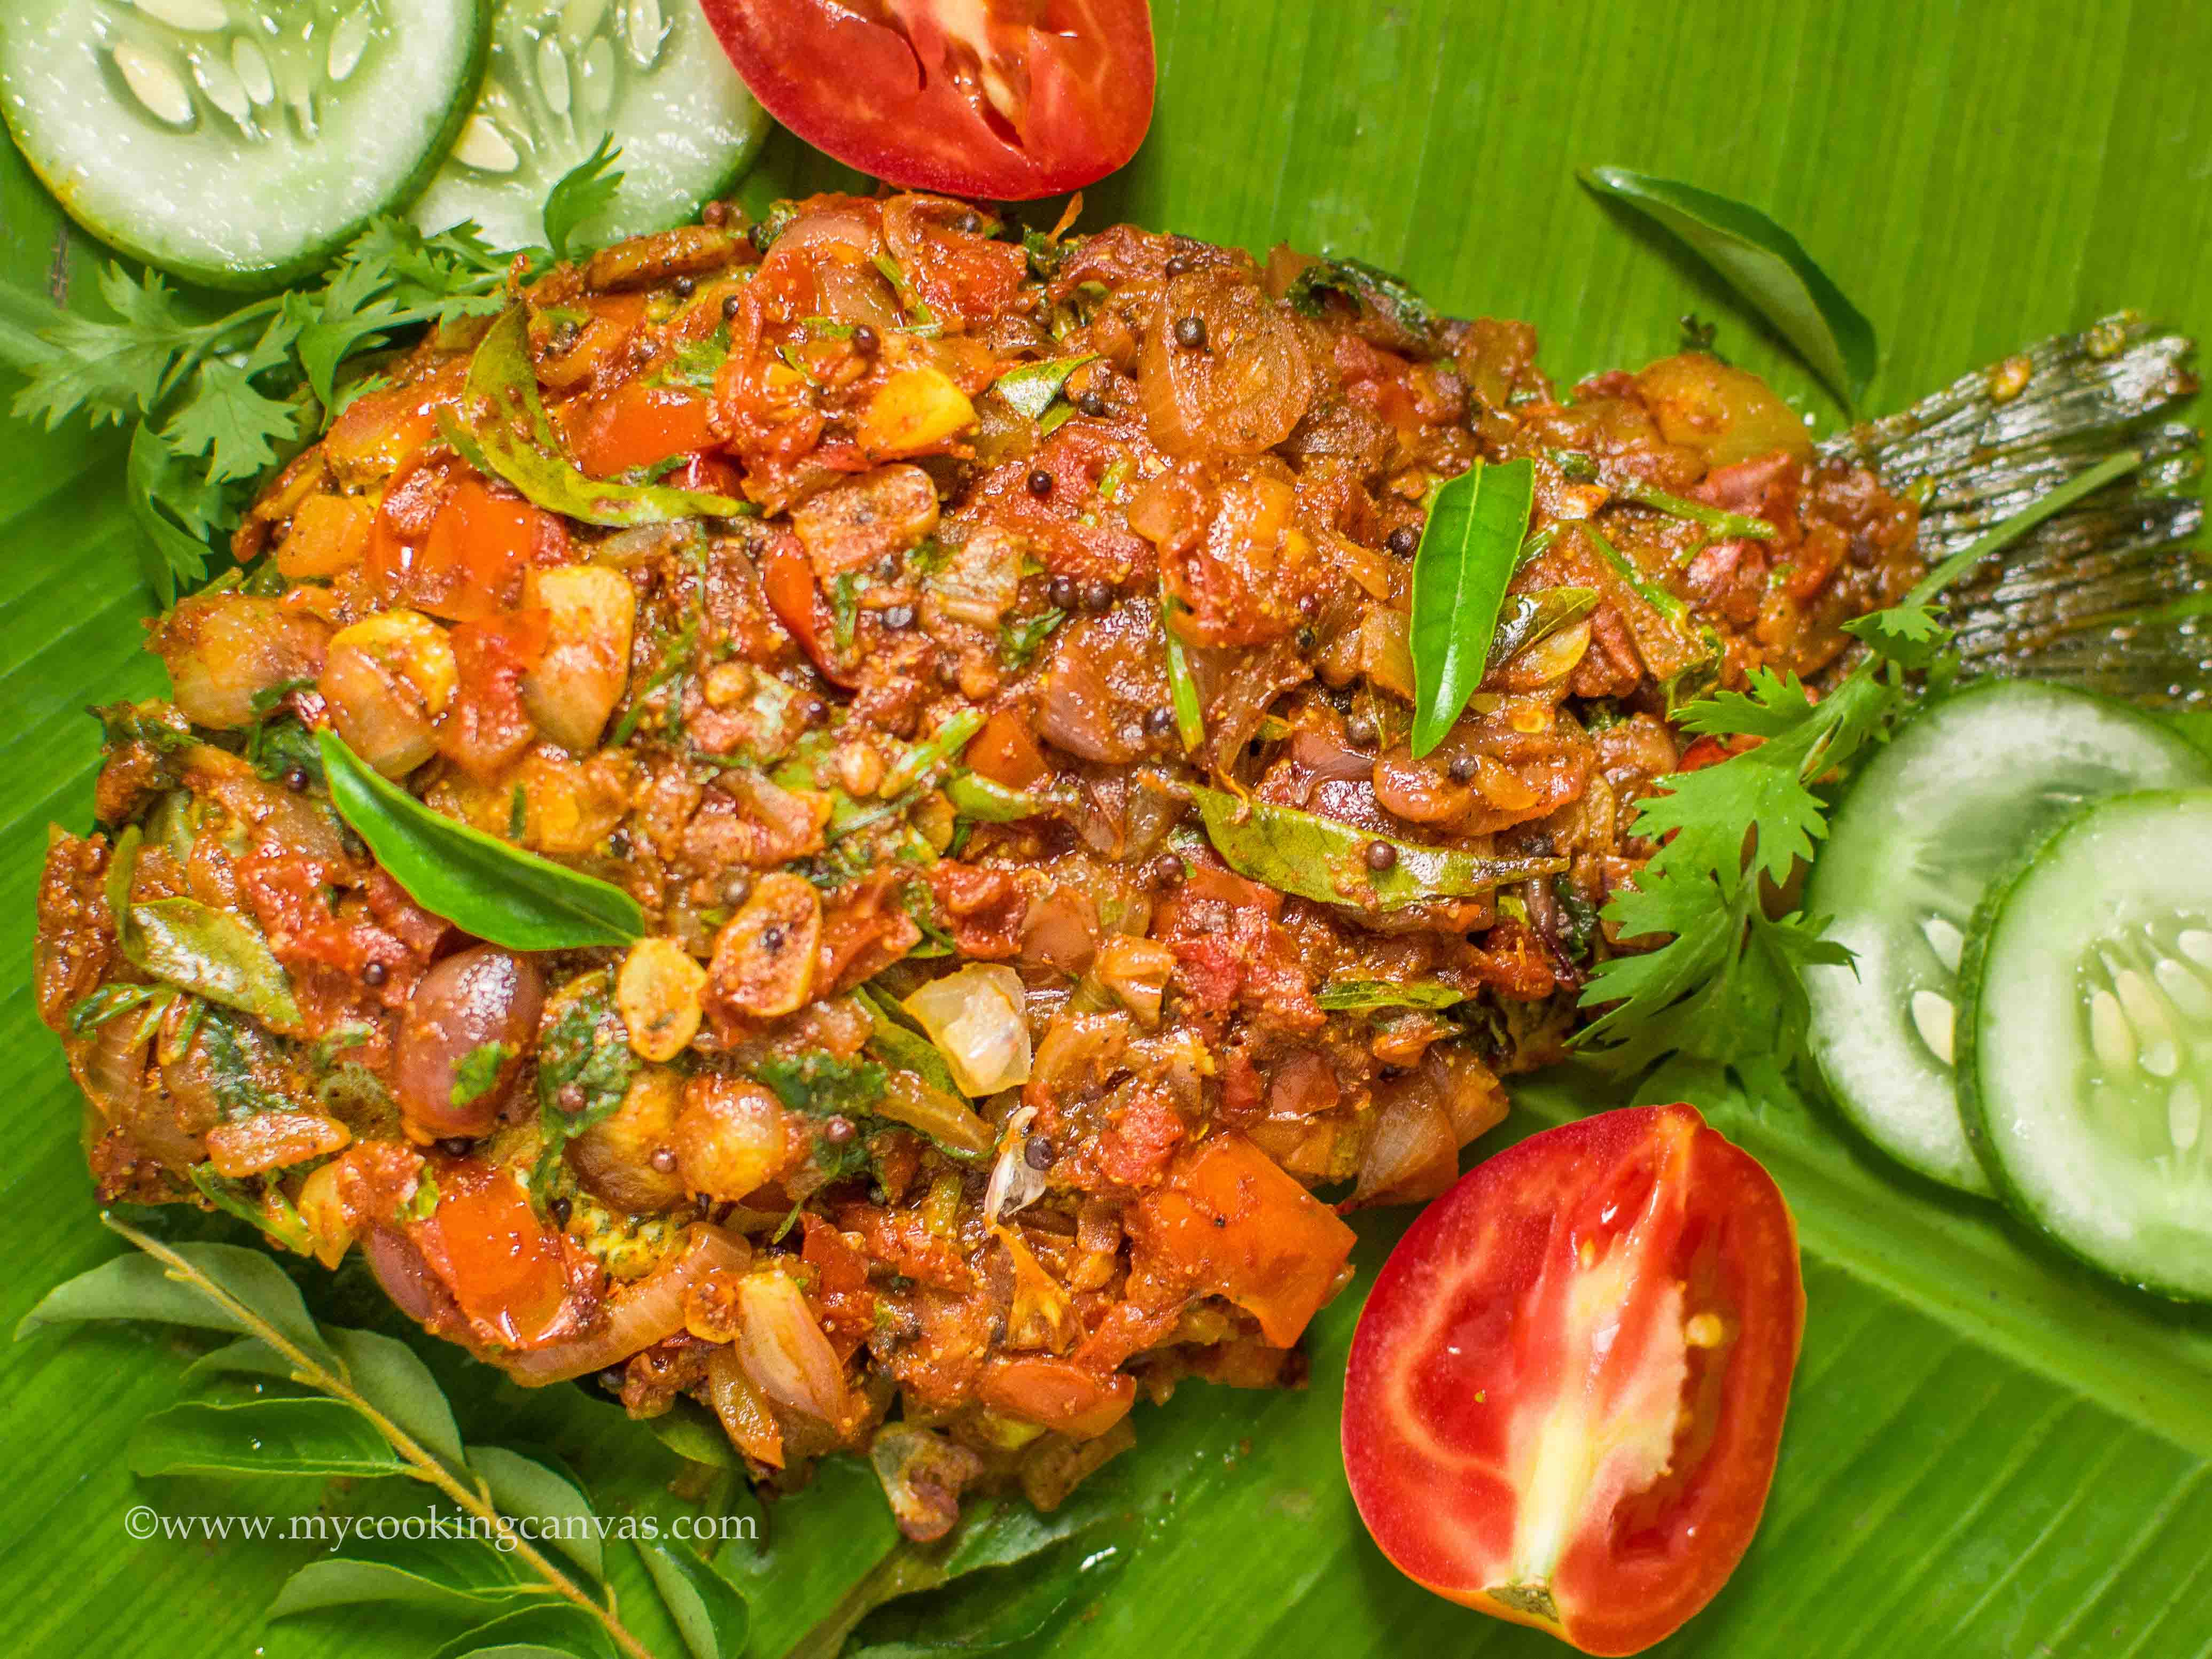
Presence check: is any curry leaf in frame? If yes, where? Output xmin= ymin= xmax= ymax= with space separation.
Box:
xmin=120 ymin=896 xmax=302 ymax=1027
xmin=992 ymin=354 xmax=1097 ymax=420
xmin=427 ymin=1603 xmax=618 ymax=1659
xmin=1314 ymin=979 xmax=1467 ymax=1011
xmin=319 ymin=730 xmax=646 ymax=951
xmin=643 ymin=1398 xmax=739 ymax=1469
xmin=461 ymin=308 xmax=745 ymax=526
xmin=1486 ymin=587 xmax=1599 ymax=670
xmin=328 ymin=1326 xmax=468 ymax=1466
xmin=129 ymin=1397 xmax=408 ymax=1479
xmin=639 ymin=1540 xmax=750 ymax=1659
xmin=17 ymin=1234 xmax=342 ymax=1372
xmin=1407 ymin=458 xmax=1536 ymax=757
xmin=1580 ymin=165 xmax=1877 ymax=408
xmin=466 ymin=1447 xmax=605 ymax=1582
xmin=270 ymin=1541 xmax=536 ymax=1618
xmin=1184 ymin=784 xmax=1564 ymax=911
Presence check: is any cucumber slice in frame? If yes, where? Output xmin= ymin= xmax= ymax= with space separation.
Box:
xmin=1804 ymin=681 xmax=2212 ymax=1194
xmin=410 ymin=0 xmax=770 ymax=254
xmin=1959 ymin=790 xmax=2212 ymax=1299
xmin=0 ymin=0 xmax=490 ymax=289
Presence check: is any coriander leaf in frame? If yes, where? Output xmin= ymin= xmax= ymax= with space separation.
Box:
xmin=543 ymin=136 xmax=625 ymax=264
xmin=163 ymin=357 xmax=301 ymax=484
xmin=998 ymin=606 xmax=1065 ymax=671
xmin=1842 ymin=602 xmax=1952 ymax=670
xmin=757 ymin=1052 xmax=888 ymax=1119
xmin=11 ymin=264 xmax=196 ymax=429
xmin=450 ymin=1041 xmax=515 ymax=1108
xmin=534 ymin=979 xmax=638 ymax=1197
xmin=1407 ymin=458 xmax=1537 ymax=755
xmin=1673 ymin=665 xmax=1819 ymax=739
xmin=126 ymin=420 xmax=225 ymax=604
xmin=1580 ymin=165 xmax=1876 ymax=409
xmin=297 ymin=254 xmax=410 ymax=408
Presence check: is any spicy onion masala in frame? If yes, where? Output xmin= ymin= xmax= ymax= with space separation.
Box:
xmin=32 ymin=192 xmax=1919 ymax=1539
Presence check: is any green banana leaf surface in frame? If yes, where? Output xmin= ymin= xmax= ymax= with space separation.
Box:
xmin=5 ymin=2 xmax=2212 ymax=1656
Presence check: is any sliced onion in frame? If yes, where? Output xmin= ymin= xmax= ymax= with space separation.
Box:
xmin=705 ymin=1343 xmax=784 ymax=1468
xmin=1286 ymin=728 xmax=1374 ymax=784
xmin=1205 ymin=638 xmax=1308 ymax=775
xmin=500 ymin=1226 xmax=751 ymax=1387
xmin=364 ymin=1224 xmax=450 ymax=1330
xmin=1018 ymin=886 xmax=1099 ymax=976
xmin=735 ymin=1270 xmax=850 ymax=1422
xmin=1034 ymin=643 xmax=1139 ymax=764
xmin=1351 ymin=1089 xmax=1458 ymax=1208
xmin=904 ymin=965 xmax=1031 ymax=1096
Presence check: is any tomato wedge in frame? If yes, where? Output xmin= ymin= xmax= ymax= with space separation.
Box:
xmin=1342 ymin=1104 xmax=1803 ymax=1657
xmin=698 ymin=0 xmax=1155 ymax=200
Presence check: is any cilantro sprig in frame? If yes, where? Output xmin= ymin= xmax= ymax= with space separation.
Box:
xmin=2 ymin=147 xmax=630 ymax=606
xmin=1573 ymin=450 xmax=2146 ymax=1076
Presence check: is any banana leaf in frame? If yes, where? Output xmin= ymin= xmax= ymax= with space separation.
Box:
xmin=4 ymin=3 xmax=2212 ymax=1658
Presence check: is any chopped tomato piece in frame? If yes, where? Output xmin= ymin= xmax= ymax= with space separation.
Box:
xmin=412 ymin=479 xmax=559 ymax=621
xmin=976 ymin=1354 xmax=1135 ymax=1440
xmin=439 ymin=608 xmax=551 ymax=781
xmin=964 ymin=706 xmax=1050 ymax=790
xmin=1127 ymin=1130 xmax=1356 ymax=1347
xmin=700 ymin=0 xmax=1156 ymax=200
xmin=566 ymin=381 xmax=720 ymax=479
xmin=409 ymin=1159 xmax=574 ymax=1350
xmin=1342 ymin=1104 xmax=1804 ymax=1657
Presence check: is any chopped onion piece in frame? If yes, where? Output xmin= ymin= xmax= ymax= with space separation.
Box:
xmin=903 ymin=964 xmax=1032 ymax=1097
xmin=499 ymin=1225 xmax=750 ymax=1387
xmin=735 ymin=1271 xmax=850 ymax=1422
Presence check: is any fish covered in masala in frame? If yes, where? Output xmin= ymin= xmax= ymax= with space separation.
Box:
xmin=34 ymin=191 xmax=1926 ymax=1537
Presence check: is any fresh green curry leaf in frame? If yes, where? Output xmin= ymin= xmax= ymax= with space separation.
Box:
xmin=1407 ymin=458 xmax=1537 ymax=756
xmin=270 ymin=1543 xmax=535 ymax=1618
xmin=993 ymin=353 xmax=1098 ymax=420
xmin=1580 ymin=165 xmax=1877 ymax=409
xmin=640 ymin=1539 xmax=750 ymax=1659
xmin=1185 ymin=783 xmax=1565 ymax=911
xmin=320 ymin=730 xmax=646 ymax=950
xmin=461 ymin=307 xmax=746 ymax=526
xmin=129 ymin=1397 xmax=407 ymax=1480
xmin=466 ymin=1447 xmax=605 ymax=1582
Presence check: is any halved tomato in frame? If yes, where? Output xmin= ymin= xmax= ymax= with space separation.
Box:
xmin=1342 ymin=1104 xmax=1803 ymax=1657
xmin=698 ymin=0 xmax=1155 ymax=200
